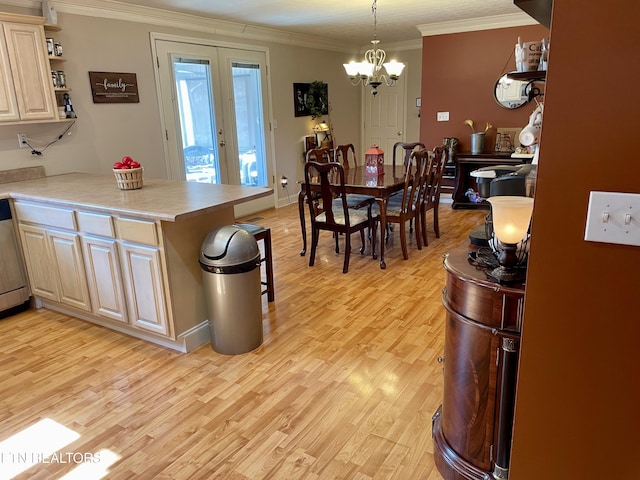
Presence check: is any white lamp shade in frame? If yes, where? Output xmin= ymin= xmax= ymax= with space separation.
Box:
xmin=487 ymin=196 xmax=534 ymax=244
xmin=359 ymin=61 xmax=375 ymax=77
xmin=383 ymin=60 xmax=405 ymax=77
xmin=315 ymin=122 xmax=330 ymax=132
xmin=343 ymin=61 xmax=360 ymax=77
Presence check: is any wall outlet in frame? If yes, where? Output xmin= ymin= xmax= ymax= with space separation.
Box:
xmin=437 ymin=111 xmax=450 ymax=121
xmin=17 ymin=133 xmax=28 ymax=149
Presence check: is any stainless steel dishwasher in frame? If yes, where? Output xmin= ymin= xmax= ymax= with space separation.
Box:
xmin=0 ymin=199 xmax=29 ymax=314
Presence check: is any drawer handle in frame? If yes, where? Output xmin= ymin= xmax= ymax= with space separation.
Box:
xmin=437 ymin=356 xmax=445 ymax=364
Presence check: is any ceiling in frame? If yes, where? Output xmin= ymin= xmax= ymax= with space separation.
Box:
xmin=99 ymin=0 xmax=531 ymax=46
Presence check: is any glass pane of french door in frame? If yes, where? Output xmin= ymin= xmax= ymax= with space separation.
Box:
xmin=173 ymin=57 xmax=221 ymax=184
xmin=154 ymin=38 xmax=274 ymax=215
xmin=231 ymin=62 xmax=267 ymax=187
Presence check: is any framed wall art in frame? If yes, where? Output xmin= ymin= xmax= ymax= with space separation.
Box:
xmin=89 ymin=71 xmax=140 ymax=103
xmin=293 ymin=81 xmax=328 ymax=118
xmin=495 ymin=127 xmax=523 ymax=152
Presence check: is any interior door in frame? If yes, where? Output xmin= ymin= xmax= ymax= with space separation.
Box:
xmin=153 ymin=37 xmax=274 ymax=216
xmin=363 ymin=71 xmax=407 ymax=162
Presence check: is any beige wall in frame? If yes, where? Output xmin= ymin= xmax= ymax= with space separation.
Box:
xmin=0 ymin=4 xmax=421 ymax=208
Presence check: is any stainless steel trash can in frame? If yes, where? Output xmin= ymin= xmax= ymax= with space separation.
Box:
xmin=199 ymin=225 xmax=263 ymax=354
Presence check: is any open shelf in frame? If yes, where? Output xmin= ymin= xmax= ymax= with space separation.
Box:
xmin=507 ymin=70 xmax=546 ymax=81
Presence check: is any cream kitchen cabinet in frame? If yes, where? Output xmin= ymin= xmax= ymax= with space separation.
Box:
xmin=7 ymin=172 xmax=270 ymax=352
xmin=82 ymin=234 xmax=128 ymax=324
xmin=76 ymin=209 xmax=128 ymax=325
xmin=115 ymin=215 xmax=169 ymax=337
xmin=0 ymin=13 xmax=57 ymax=123
xmin=18 ymin=223 xmax=91 ymax=312
xmin=15 ymin=200 xmax=170 ymax=339
xmin=119 ymin=241 xmax=168 ymax=336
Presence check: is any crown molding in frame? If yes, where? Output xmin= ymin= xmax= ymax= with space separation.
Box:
xmin=3 ymin=1 xmax=535 ymax=50
xmin=4 ymin=0 xmax=355 ymax=52
xmin=417 ymin=13 xmax=537 ymax=36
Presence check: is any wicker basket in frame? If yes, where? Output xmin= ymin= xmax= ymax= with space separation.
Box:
xmin=113 ymin=167 xmax=143 ymax=190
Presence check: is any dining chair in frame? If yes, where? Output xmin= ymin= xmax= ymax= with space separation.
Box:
xmin=392 ymin=141 xmax=426 ymax=173
xmin=334 ymin=144 xmax=357 ymax=168
xmin=375 ymin=150 xmax=427 ymax=260
xmin=305 ymin=147 xmax=332 ymax=163
xmin=304 ymin=161 xmax=376 ymax=273
xmin=417 ymin=146 xmax=449 ymax=246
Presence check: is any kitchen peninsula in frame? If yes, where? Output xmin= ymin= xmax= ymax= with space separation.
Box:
xmin=2 ymin=173 xmax=271 ymax=352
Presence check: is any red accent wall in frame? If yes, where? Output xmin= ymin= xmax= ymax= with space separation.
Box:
xmin=421 ymin=4 xmax=640 ymax=478
xmin=508 ymin=1 xmax=640 ymax=478
xmin=419 ymin=25 xmax=548 ymax=152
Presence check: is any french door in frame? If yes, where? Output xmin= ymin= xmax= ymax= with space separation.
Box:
xmin=153 ymin=36 xmax=274 ymax=215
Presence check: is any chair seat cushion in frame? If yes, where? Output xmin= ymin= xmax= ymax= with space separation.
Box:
xmin=316 ymin=206 xmax=370 ymax=226
xmin=371 ymin=199 xmax=415 ymax=217
xmin=343 ymin=194 xmax=375 ymax=209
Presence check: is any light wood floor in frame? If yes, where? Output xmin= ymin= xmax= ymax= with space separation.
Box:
xmin=0 ymin=200 xmax=487 ymax=480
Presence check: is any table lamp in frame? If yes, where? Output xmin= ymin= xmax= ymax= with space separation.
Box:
xmin=313 ymin=122 xmax=332 ymax=148
xmin=486 ymin=196 xmax=534 ymax=284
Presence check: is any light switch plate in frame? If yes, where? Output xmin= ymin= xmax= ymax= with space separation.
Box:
xmin=584 ymin=191 xmax=640 ymax=246
xmin=437 ymin=111 xmax=449 ymax=121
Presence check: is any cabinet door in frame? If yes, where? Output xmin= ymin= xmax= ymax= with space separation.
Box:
xmin=83 ymin=235 xmax=128 ymax=324
xmin=441 ymin=311 xmax=500 ymax=471
xmin=47 ymin=229 xmax=91 ymax=312
xmin=18 ymin=224 xmax=58 ymax=301
xmin=0 ymin=24 xmax=19 ymax=121
xmin=2 ymin=21 xmax=56 ymax=121
xmin=120 ymin=243 xmax=169 ymax=336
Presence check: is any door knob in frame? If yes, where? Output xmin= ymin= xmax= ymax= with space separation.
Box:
xmin=397 ymin=131 xmax=402 ymax=136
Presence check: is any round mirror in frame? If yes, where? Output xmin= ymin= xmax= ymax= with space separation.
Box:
xmin=494 ymin=74 xmax=530 ymax=109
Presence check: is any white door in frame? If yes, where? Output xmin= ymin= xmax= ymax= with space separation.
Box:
xmin=363 ymin=72 xmax=406 ymax=162
xmin=154 ymin=37 xmax=274 ymax=216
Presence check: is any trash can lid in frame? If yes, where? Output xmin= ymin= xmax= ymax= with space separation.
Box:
xmin=200 ymin=225 xmax=259 ymax=267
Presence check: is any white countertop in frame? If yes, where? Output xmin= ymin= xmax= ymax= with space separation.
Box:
xmin=1 ymin=172 xmax=272 ymax=222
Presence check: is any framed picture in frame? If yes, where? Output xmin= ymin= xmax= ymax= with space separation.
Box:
xmin=304 ymin=135 xmax=317 ymax=152
xmin=293 ymin=83 xmax=311 ymax=117
xmin=293 ymin=82 xmax=328 ymax=118
xmin=495 ymin=127 xmax=523 ymax=152
xmin=88 ymin=71 xmax=139 ymax=103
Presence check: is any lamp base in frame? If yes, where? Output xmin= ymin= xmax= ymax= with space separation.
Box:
xmin=487 ymin=265 xmax=526 ymax=284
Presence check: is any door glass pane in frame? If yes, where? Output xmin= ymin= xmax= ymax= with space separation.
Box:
xmin=232 ymin=62 xmax=267 ymax=187
xmin=173 ymin=57 xmax=220 ymax=184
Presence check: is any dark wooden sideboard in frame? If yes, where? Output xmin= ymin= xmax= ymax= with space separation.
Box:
xmin=452 ymin=153 xmax=527 ymax=209
xmin=433 ymin=246 xmax=525 ymax=480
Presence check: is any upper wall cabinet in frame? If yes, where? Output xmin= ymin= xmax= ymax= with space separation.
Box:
xmin=514 ymin=0 xmax=553 ymax=29
xmin=0 ymin=12 xmax=58 ymax=123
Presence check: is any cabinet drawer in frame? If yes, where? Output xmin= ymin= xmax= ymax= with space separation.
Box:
xmin=77 ymin=211 xmax=114 ymax=238
xmin=14 ymin=201 xmax=76 ymax=230
xmin=116 ymin=217 xmax=158 ymax=246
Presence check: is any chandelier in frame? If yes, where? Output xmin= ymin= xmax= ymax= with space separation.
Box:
xmin=343 ymin=0 xmax=405 ymax=96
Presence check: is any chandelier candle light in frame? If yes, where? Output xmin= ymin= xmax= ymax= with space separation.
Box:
xmin=343 ymin=0 xmax=405 ymax=96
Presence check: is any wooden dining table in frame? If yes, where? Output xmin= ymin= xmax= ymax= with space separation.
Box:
xmin=298 ymin=164 xmax=406 ymax=269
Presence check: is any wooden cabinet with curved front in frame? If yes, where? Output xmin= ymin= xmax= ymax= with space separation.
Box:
xmin=433 ymin=246 xmax=525 ymax=480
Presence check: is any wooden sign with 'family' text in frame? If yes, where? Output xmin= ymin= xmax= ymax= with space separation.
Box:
xmin=89 ymin=71 xmax=139 ymax=103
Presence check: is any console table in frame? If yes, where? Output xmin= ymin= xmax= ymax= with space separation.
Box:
xmin=452 ymin=153 xmax=525 ymax=209
xmin=432 ymin=246 xmax=525 ymax=480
